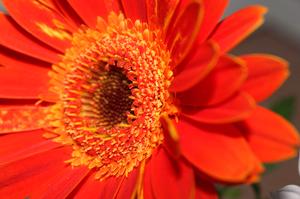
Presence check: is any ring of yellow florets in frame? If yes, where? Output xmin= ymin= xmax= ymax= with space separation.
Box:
xmin=46 ymin=13 xmax=173 ymax=179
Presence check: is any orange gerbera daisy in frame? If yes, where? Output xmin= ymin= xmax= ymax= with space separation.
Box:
xmin=0 ymin=0 xmax=299 ymax=198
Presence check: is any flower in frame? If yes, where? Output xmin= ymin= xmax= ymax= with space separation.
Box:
xmin=0 ymin=0 xmax=299 ymax=198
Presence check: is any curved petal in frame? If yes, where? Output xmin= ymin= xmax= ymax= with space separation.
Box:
xmin=196 ymin=0 xmax=229 ymax=43
xmin=0 ymin=47 xmax=51 ymax=99
xmin=121 ymin=0 xmax=147 ymax=22
xmin=146 ymin=0 xmax=179 ymax=30
xmin=210 ymin=5 xmax=267 ymax=53
xmin=3 ymin=0 xmax=73 ymax=52
xmin=178 ymin=55 xmax=247 ymax=106
xmin=241 ymin=54 xmax=289 ymax=102
xmin=243 ymin=106 xmax=300 ymax=163
xmin=181 ymin=92 xmax=256 ymax=124
xmin=151 ymin=148 xmax=195 ymax=199
xmin=0 ymin=129 xmax=61 ymax=166
xmin=67 ymin=0 xmax=121 ymax=27
xmin=166 ymin=0 xmax=204 ymax=67
xmin=243 ymin=157 xmax=265 ymax=184
xmin=50 ymin=0 xmax=85 ymax=27
xmin=0 ymin=147 xmax=89 ymax=199
xmin=170 ymin=41 xmax=219 ymax=92
xmin=0 ymin=105 xmax=48 ymax=134
xmin=0 ymin=14 xmax=61 ymax=63
xmin=177 ymin=118 xmax=258 ymax=182
xmin=160 ymin=114 xmax=180 ymax=158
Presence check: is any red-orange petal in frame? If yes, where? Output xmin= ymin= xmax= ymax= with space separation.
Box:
xmin=151 ymin=148 xmax=195 ymax=199
xmin=195 ymin=179 xmax=218 ymax=199
xmin=67 ymin=0 xmax=121 ymax=27
xmin=166 ymin=0 xmax=204 ymax=67
xmin=116 ymin=168 xmax=138 ymax=199
xmin=0 ymin=129 xmax=60 ymax=166
xmin=210 ymin=5 xmax=267 ymax=53
xmin=41 ymin=168 xmax=89 ymax=198
xmin=146 ymin=0 xmax=179 ymax=31
xmin=121 ymin=0 xmax=147 ymax=22
xmin=70 ymin=174 xmax=123 ymax=199
xmin=243 ymin=106 xmax=300 ymax=163
xmin=0 ymin=105 xmax=48 ymax=134
xmin=160 ymin=115 xmax=181 ymax=158
xmin=0 ymin=48 xmax=51 ymax=99
xmin=50 ymin=0 xmax=85 ymax=27
xmin=3 ymin=0 xmax=73 ymax=52
xmin=241 ymin=54 xmax=289 ymax=102
xmin=0 ymin=14 xmax=61 ymax=63
xmin=244 ymin=157 xmax=265 ymax=184
xmin=181 ymin=92 xmax=256 ymax=124
xmin=143 ymin=159 xmax=155 ymax=199
xmin=0 ymin=147 xmax=89 ymax=198
xmin=178 ymin=55 xmax=247 ymax=106
xmin=196 ymin=0 xmax=229 ymax=43
xmin=170 ymin=41 xmax=219 ymax=92
xmin=177 ymin=118 xmax=257 ymax=182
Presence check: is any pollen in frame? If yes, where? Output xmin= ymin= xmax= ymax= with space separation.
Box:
xmin=45 ymin=12 xmax=174 ymax=180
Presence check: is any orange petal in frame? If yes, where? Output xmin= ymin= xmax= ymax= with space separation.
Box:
xmin=0 ymin=105 xmax=48 ymax=134
xmin=244 ymin=158 xmax=265 ymax=184
xmin=210 ymin=5 xmax=267 ymax=53
xmin=3 ymin=0 xmax=73 ymax=52
xmin=151 ymin=148 xmax=195 ymax=199
xmin=0 ymin=47 xmax=51 ymax=99
xmin=0 ymin=129 xmax=60 ymax=166
xmin=121 ymin=0 xmax=147 ymax=22
xmin=241 ymin=54 xmax=289 ymax=102
xmin=178 ymin=55 xmax=247 ymax=106
xmin=69 ymin=174 xmax=123 ymax=199
xmin=146 ymin=0 xmax=179 ymax=31
xmin=197 ymin=0 xmax=229 ymax=43
xmin=177 ymin=118 xmax=257 ymax=182
xmin=181 ymin=92 xmax=256 ymax=124
xmin=0 ymin=147 xmax=89 ymax=198
xmin=166 ymin=0 xmax=204 ymax=67
xmin=170 ymin=41 xmax=219 ymax=92
xmin=243 ymin=106 xmax=300 ymax=163
xmin=0 ymin=14 xmax=61 ymax=63
xmin=67 ymin=0 xmax=121 ymax=27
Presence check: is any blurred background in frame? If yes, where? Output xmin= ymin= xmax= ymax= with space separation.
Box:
xmin=0 ymin=0 xmax=299 ymax=198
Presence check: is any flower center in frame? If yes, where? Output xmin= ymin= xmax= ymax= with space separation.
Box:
xmin=82 ymin=63 xmax=133 ymax=129
xmin=45 ymin=12 xmax=174 ymax=180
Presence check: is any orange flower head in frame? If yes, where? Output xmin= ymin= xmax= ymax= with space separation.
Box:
xmin=46 ymin=12 xmax=175 ymax=179
xmin=0 ymin=0 xmax=299 ymax=198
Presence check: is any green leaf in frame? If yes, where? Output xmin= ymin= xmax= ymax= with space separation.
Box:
xmin=270 ymin=96 xmax=297 ymax=121
xmin=217 ymin=186 xmax=241 ymax=199
xmin=264 ymin=163 xmax=278 ymax=174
